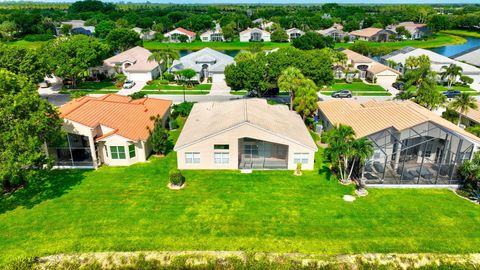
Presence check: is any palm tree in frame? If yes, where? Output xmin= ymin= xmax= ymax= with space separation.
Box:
xmin=148 ymin=48 xmax=180 ymax=78
xmin=347 ymin=138 xmax=374 ymax=181
xmin=278 ymin=67 xmax=305 ymax=110
xmin=441 ymin=64 xmax=463 ymax=89
xmin=450 ymin=93 xmax=478 ymax=126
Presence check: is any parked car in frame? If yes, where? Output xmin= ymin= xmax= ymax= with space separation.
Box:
xmin=38 ymin=81 xmax=51 ymax=88
xmin=443 ymin=90 xmax=461 ymax=99
xmin=331 ymin=90 xmax=352 ymax=98
xmin=123 ymin=80 xmax=136 ymax=89
xmin=392 ymin=81 xmax=405 ymax=90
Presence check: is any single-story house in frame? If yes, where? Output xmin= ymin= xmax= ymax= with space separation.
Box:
xmin=338 ymin=49 xmax=401 ymax=86
xmin=316 ymin=23 xmax=347 ymax=41
xmin=132 ymin=27 xmax=156 ymax=40
xmin=101 ymin=46 xmax=161 ymax=81
xmin=455 ymin=101 xmax=480 ymax=127
xmin=252 ymin=18 xmax=274 ymax=30
xmin=386 ymin=22 xmax=431 ymax=40
xmin=170 ymin=47 xmax=234 ymax=82
xmin=286 ymin=28 xmax=304 ymax=41
xmin=56 ymin=20 xmax=95 ymax=36
xmin=174 ymin=98 xmax=318 ymax=170
xmin=318 ymin=99 xmax=480 ymax=185
xmin=239 ymin=28 xmax=271 ymax=42
xmin=200 ymin=24 xmax=224 ymax=42
xmin=381 ymin=47 xmax=480 ymax=91
xmin=164 ymin=27 xmax=196 ymax=43
xmin=49 ymin=94 xmax=172 ymax=168
xmin=452 ymin=46 xmax=480 ymax=68
xmin=349 ymin=27 xmax=396 ymax=42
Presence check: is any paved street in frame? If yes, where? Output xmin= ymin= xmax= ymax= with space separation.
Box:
xmin=117 ymin=81 xmax=147 ymax=96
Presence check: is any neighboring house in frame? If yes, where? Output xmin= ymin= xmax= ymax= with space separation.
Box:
xmin=239 ymin=28 xmax=271 ymax=42
xmin=132 ymin=27 xmax=156 ymax=41
xmin=318 ymin=99 xmax=480 ymax=185
xmin=452 ymin=46 xmax=480 ymax=67
xmin=200 ymin=23 xmax=224 ymax=42
xmin=174 ymin=99 xmax=318 ymax=170
xmin=252 ymin=18 xmax=274 ymax=30
xmin=57 ymin=20 xmax=95 ymax=36
xmin=164 ymin=27 xmax=196 ymax=43
xmin=455 ymin=101 xmax=480 ymax=127
xmin=381 ymin=47 xmax=480 ymax=90
xmin=48 ymin=94 xmax=172 ymax=168
xmin=349 ymin=27 xmax=396 ymax=42
xmin=100 ymin=46 xmax=161 ymax=81
xmin=338 ymin=49 xmax=401 ymax=86
xmin=170 ymin=47 xmax=234 ymax=82
xmin=286 ymin=28 xmax=305 ymax=41
xmin=316 ymin=23 xmax=347 ymax=41
xmin=386 ymin=22 xmax=431 ymax=40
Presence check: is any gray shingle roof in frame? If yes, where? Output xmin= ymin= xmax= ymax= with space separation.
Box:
xmin=171 ymin=47 xmax=234 ymax=73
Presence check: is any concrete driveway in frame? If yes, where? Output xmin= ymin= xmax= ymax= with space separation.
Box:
xmin=117 ymin=81 xmax=147 ymax=96
xmin=38 ymin=82 xmax=71 ymax=107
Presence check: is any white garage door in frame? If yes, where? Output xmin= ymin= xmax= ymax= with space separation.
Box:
xmin=212 ymin=74 xmax=225 ymax=83
xmin=128 ymin=72 xmax=152 ymax=82
xmin=376 ymin=75 xmax=397 ymax=86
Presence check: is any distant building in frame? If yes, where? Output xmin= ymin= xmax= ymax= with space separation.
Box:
xmin=349 ymin=27 xmax=396 ymax=42
xmin=57 ymin=20 xmax=95 ymax=36
xmin=316 ymin=23 xmax=347 ymax=41
xmin=252 ymin=18 xmax=274 ymax=30
xmin=200 ymin=23 xmax=224 ymax=42
xmin=239 ymin=28 xmax=271 ymax=42
xmin=132 ymin=27 xmax=156 ymax=41
xmin=164 ymin=27 xmax=196 ymax=43
xmin=386 ymin=22 xmax=431 ymax=40
xmin=286 ymin=28 xmax=304 ymax=41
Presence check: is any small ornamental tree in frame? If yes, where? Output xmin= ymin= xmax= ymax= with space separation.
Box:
xmin=148 ymin=116 xmax=169 ymax=155
xmin=169 ymin=169 xmax=185 ymax=187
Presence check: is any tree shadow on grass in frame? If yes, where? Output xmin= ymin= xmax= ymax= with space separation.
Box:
xmin=318 ymin=165 xmax=334 ymax=181
xmin=0 ymin=169 xmax=87 ymax=215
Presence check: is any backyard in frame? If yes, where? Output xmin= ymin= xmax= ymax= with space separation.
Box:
xmin=320 ymin=82 xmax=392 ymax=96
xmin=0 ymin=118 xmax=479 ymax=267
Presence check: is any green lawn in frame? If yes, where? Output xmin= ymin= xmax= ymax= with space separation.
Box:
xmin=143 ymin=81 xmax=212 ymax=91
xmin=321 ymin=82 xmax=392 ymax=96
xmin=1 ymin=40 xmax=46 ymax=49
xmin=0 ymin=119 xmax=479 ymax=266
xmin=64 ymin=81 xmax=119 ymax=91
xmin=406 ymin=84 xmax=478 ymax=95
xmin=140 ymin=90 xmax=209 ymax=95
xmin=441 ymin=29 xmax=480 ymax=38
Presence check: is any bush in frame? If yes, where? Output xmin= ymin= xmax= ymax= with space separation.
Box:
xmin=163 ymin=72 xmax=175 ymax=81
xmin=146 ymin=80 xmax=153 ymax=85
xmin=169 ymin=118 xmax=179 ymax=130
xmin=169 ymin=169 xmax=185 ymax=186
xmin=158 ymin=79 xmax=169 ymax=85
xmin=129 ymin=92 xmax=146 ymax=100
xmin=172 ymin=101 xmax=195 ymax=118
xmin=23 ymin=34 xmax=55 ymax=42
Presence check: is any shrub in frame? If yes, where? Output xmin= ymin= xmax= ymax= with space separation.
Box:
xmin=148 ymin=118 xmax=169 ymax=155
xmin=146 ymin=80 xmax=153 ymax=85
xmin=172 ymin=101 xmax=195 ymax=118
xmin=129 ymin=92 xmax=146 ymax=100
xmin=158 ymin=79 xmax=169 ymax=85
xmin=163 ymin=72 xmax=175 ymax=81
xmin=169 ymin=118 xmax=179 ymax=130
xmin=169 ymin=169 xmax=185 ymax=186
xmin=207 ymin=76 xmax=213 ymax=83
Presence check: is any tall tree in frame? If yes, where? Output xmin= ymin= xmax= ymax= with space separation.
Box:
xmin=106 ymin=28 xmax=142 ymax=52
xmin=292 ymin=32 xmax=334 ymax=50
xmin=278 ymin=67 xmax=305 ymax=110
xmin=42 ymin=35 xmax=110 ymax=87
xmin=449 ymin=93 xmax=478 ymax=126
xmin=0 ymin=69 xmax=63 ymax=192
xmin=148 ymin=48 xmax=180 ymax=76
xmin=293 ymin=78 xmax=318 ymax=120
xmin=440 ymin=64 xmax=463 ymax=89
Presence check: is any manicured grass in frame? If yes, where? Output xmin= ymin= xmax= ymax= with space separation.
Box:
xmin=321 ymin=91 xmax=392 ymax=96
xmin=321 ymin=82 xmax=392 ymax=96
xmin=64 ymin=81 xmax=119 ymax=91
xmin=441 ymin=29 xmax=480 ymax=38
xmin=143 ymin=82 xmax=212 ymax=91
xmin=407 ymin=84 xmax=478 ymax=94
xmin=0 ymin=120 xmax=479 ymax=266
xmin=1 ymin=39 xmax=46 ymax=49
xmin=140 ymin=90 xmax=209 ymax=95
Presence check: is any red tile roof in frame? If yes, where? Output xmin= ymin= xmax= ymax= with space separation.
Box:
xmin=60 ymin=94 xmax=172 ymax=141
xmin=175 ymin=27 xmax=196 ymax=37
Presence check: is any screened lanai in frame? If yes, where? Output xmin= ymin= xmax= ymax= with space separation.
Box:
xmin=238 ymin=138 xmax=288 ymax=169
xmin=363 ymin=122 xmax=475 ymax=185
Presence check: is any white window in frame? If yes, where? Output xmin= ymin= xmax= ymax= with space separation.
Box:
xmin=214 ymin=152 xmax=229 ymax=164
xmin=293 ymin=153 xmax=309 ymax=164
xmin=185 ymin=152 xmax=200 ymax=164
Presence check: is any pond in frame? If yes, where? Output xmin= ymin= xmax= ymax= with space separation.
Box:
xmin=430 ymin=37 xmax=480 ymax=57
xmin=179 ymin=49 xmax=241 ymax=58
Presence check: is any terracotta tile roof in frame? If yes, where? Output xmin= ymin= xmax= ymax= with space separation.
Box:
xmin=318 ymin=99 xmax=480 ymax=143
xmin=173 ymin=27 xmax=196 ymax=37
xmin=60 ymin=94 xmax=172 ymax=141
xmin=459 ymin=101 xmax=480 ymax=124
xmin=350 ymin=27 xmax=383 ymax=38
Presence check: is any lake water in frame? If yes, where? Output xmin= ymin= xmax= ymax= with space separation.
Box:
xmin=179 ymin=49 xmax=240 ymax=57
xmin=430 ymin=37 xmax=480 ymax=57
